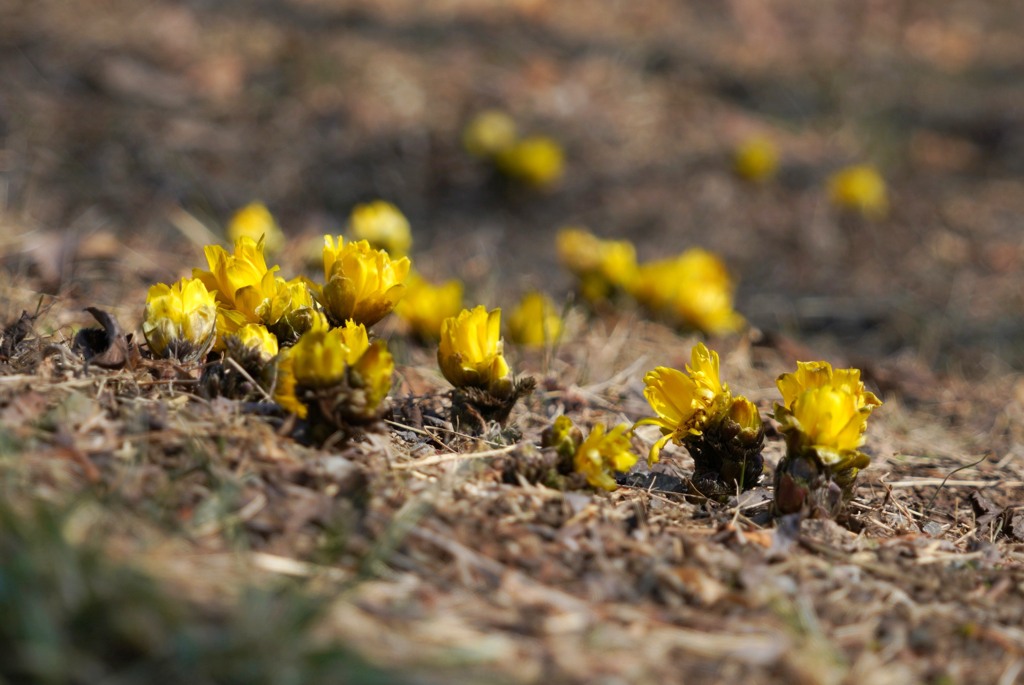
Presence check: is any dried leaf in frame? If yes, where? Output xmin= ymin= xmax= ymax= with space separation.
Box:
xmin=73 ymin=307 xmax=129 ymax=369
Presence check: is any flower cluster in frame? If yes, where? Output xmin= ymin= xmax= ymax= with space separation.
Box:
xmin=773 ymin=361 xmax=882 ymax=517
xmin=463 ymin=110 xmax=564 ymax=188
xmin=556 ymin=228 xmax=743 ymax=335
xmin=142 ymin=204 xmax=409 ymax=444
xmin=536 ymin=415 xmax=638 ymax=492
xmin=636 ymin=343 xmax=764 ymax=498
xmin=556 ymin=227 xmax=637 ymax=303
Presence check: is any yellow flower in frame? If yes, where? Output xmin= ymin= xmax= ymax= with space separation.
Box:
xmin=227 ymin=202 xmax=284 ymax=255
xmin=828 ymin=164 xmax=888 ymax=219
xmin=320 ymin=236 xmax=411 ymax=327
xmin=349 ymin=340 xmax=394 ymax=415
xmin=726 ymin=396 xmax=762 ymax=434
xmin=496 ymin=135 xmax=564 ymax=188
xmin=463 ymin=110 xmax=518 ymax=159
xmin=556 ymin=227 xmax=637 ymax=301
xmin=194 ymin=236 xmax=278 ymax=323
xmin=774 ymin=361 xmax=882 ymax=466
xmin=226 ymin=323 xmax=279 ymax=364
xmin=438 ymin=305 xmax=512 ymax=395
xmin=574 ymin=424 xmax=639 ymax=491
xmin=507 ymin=291 xmax=563 ymax=347
xmin=776 ymin=361 xmax=881 ymax=412
xmin=290 ymin=321 xmax=370 ymax=388
xmin=630 ymin=249 xmax=744 ymax=335
xmin=261 ymin=276 xmax=327 ymax=343
xmin=635 ymin=343 xmax=731 ymax=465
xmin=394 ymin=272 xmax=464 ymax=341
xmin=348 ymin=200 xmax=412 ymax=257
xmin=733 ymin=136 xmax=779 ymax=183
xmin=143 ymin=277 xmax=218 ymax=360
xmin=273 ymin=350 xmax=307 ymax=418
xmin=541 ymin=414 xmax=584 ymax=462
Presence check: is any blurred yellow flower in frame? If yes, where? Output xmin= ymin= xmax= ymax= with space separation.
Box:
xmin=262 ymin=276 xmax=327 ymax=344
xmin=438 ymin=305 xmax=512 ymax=396
xmin=142 ymin=277 xmax=218 ymax=360
xmin=635 ymin=343 xmax=731 ymax=465
xmin=273 ymin=351 xmax=306 ymax=418
xmin=507 ymin=291 xmax=563 ymax=347
xmin=349 ymin=340 xmax=395 ymax=416
xmin=349 ymin=200 xmax=412 ymax=257
xmin=828 ymin=164 xmax=888 ymax=219
xmin=630 ymin=249 xmax=744 ymax=335
xmin=194 ymin=236 xmax=278 ymax=324
xmin=556 ymin=227 xmax=637 ymax=302
xmin=496 ymin=135 xmax=564 ymax=188
xmin=463 ymin=110 xmax=518 ymax=159
xmin=290 ymin=321 xmax=370 ymax=389
xmin=774 ymin=360 xmax=881 ymax=467
xmin=733 ymin=136 xmax=779 ymax=183
xmin=226 ymin=323 xmax=279 ymax=364
xmin=227 ymin=202 xmax=284 ymax=255
xmin=574 ymin=424 xmax=639 ymax=491
xmin=320 ymin=236 xmax=411 ymax=327
xmin=541 ymin=414 xmax=584 ymax=462
xmin=394 ymin=272 xmax=464 ymax=341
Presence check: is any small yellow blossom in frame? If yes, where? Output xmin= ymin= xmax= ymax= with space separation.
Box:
xmin=635 ymin=343 xmax=731 ymax=465
xmin=507 ymin=291 xmax=563 ymax=347
xmin=556 ymin=227 xmax=637 ymax=301
xmin=496 ymin=135 xmax=564 ymax=188
xmin=438 ymin=305 xmax=512 ymax=396
xmin=320 ymin=236 xmax=411 ymax=327
xmin=733 ymin=136 xmax=779 ymax=183
xmin=194 ymin=236 xmax=279 ymax=324
xmin=348 ymin=200 xmax=412 ymax=257
xmin=349 ymin=340 xmax=395 ymax=416
xmin=574 ymin=424 xmax=639 ymax=491
xmin=630 ymin=249 xmax=744 ymax=335
xmin=227 ymin=202 xmax=284 ymax=254
xmin=774 ymin=360 xmax=881 ymax=466
xmin=541 ymin=415 xmax=584 ymax=462
xmin=226 ymin=323 xmax=279 ymax=363
xmin=394 ymin=272 xmax=464 ymax=341
xmin=262 ymin=276 xmax=327 ymax=343
xmin=828 ymin=164 xmax=888 ymax=219
xmin=142 ymin=277 xmax=218 ymax=360
xmin=463 ymin=110 xmax=518 ymax=159
xmin=289 ymin=321 xmax=370 ymax=389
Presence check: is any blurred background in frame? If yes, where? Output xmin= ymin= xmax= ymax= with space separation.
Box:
xmin=2 ymin=0 xmax=1023 ymax=373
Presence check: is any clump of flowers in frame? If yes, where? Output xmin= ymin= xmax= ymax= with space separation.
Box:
xmin=463 ymin=110 xmax=518 ymax=159
xmin=462 ymin=112 xmax=564 ymax=189
xmin=630 ymin=248 xmax=745 ymax=336
xmin=495 ymin=136 xmax=565 ymax=189
xmin=318 ymin=236 xmax=411 ymax=328
xmin=733 ymin=136 xmax=779 ymax=183
xmin=194 ymin=236 xmax=321 ymax=346
xmin=828 ymin=164 xmax=888 ymax=219
xmin=394 ymin=272 xmax=464 ymax=341
xmin=635 ymin=342 xmax=763 ymax=499
xmin=438 ymin=306 xmax=534 ymax=431
xmin=509 ymin=416 xmax=637 ymax=491
xmin=773 ymin=361 xmax=882 ymax=518
xmin=348 ymin=200 xmax=412 ymax=257
xmin=507 ymin=291 xmax=563 ymax=347
xmin=142 ymin=277 xmax=218 ymax=362
xmin=275 ymin=321 xmax=394 ymax=444
xmin=556 ymin=227 xmax=638 ymax=303
xmin=227 ymin=202 xmax=284 ymax=255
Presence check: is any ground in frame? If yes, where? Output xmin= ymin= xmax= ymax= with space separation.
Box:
xmin=1 ymin=1 xmax=1024 ymax=684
